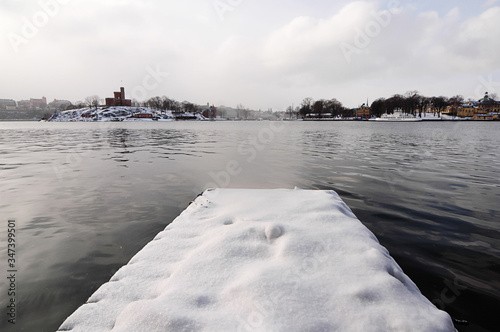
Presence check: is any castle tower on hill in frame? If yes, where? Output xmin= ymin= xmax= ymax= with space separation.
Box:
xmin=105 ymin=87 xmax=132 ymax=107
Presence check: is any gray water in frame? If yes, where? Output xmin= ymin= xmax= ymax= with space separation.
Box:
xmin=0 ymin=121 xmax=499 ymax=332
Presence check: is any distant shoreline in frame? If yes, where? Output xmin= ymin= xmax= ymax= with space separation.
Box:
xmin=1 ymin=118 xmax=498 ymax=123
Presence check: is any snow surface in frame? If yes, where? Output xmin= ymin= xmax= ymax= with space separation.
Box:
xmin=49 ymin=106 xmax=208 ymax=122
xmin=58 ymin=189 xmax=456 ymax=332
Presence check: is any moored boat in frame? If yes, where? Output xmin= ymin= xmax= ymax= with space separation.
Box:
xmin=370 ymin=110 xmax=422 ymax=122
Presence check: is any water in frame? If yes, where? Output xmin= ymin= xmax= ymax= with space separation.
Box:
xmin=0 ymin=121 xmax=499 ymax=332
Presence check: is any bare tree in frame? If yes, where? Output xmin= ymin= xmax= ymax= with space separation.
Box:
xmin=299 ymin=97 xmax=314 ymax=118
xmin=325 ymin=98 xmax=344 ymax=117
xmin=447 ymin=95 xmax=464 ymax=117
xmin=182 ymin=101 xmax=196 ymax=113
xmin=403 ymin=90 xmax=421 ymax=115
xmin=370 ymin=98 xmax=386 ymax=117
xmin=74 ymin=101 xmax=86 ymax=108
xmin=385 ymin=94 xmax=404 ymax=114
xmin=431 ymin=96 xmax=448 ymax=116
xmin=84 ymin=95 xmax=100 ymax=109
xmin=146 ymin=96 xmax=162 ymax=110
xmin=236 ymin=103 xmax=246 ymax=119
xmin=313 ymin=100 xmax=325 ymax=117
xmin=448 ymin=95 xmax=464 ymax=106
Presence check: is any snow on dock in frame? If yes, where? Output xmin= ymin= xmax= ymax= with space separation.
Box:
xmin=58 ymin=189 xmax=456 ymax=332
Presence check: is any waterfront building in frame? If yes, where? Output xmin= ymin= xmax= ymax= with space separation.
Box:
xmin=471 ymin=92 xmax=500 ymax=120
xmin=457 ymin=103 xmax=476 ymax=118
xmin=48 ymin=99 xmax=72 ymax=110
xmin=201 ymin=104 xmax=217 ymax=119
xmin=17 ymin=97 xmax=47 ymax=109
xmin=477 ymin=92 xmax=500 ymax=112
xmin=0 ymin=99 xmax=17 ymax=110
xmin=354 ymin=104 xmax=370 ymax=119
xmin=31 ymin=97 xmax=47 ymax=108
xmin=17 ymin=97 xmax=47 ymax=110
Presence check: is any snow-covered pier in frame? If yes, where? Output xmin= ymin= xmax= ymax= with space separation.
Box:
xmin=58 ymin=189 xmax=456 ymax=332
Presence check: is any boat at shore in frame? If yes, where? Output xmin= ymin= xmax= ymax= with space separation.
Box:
xmin=370 ymin=110 xmax=422 ymax=122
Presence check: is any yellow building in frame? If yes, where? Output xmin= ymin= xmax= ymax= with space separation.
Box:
xmin=473 ymin=113 xmax=493 ymax=120
xmin=486 ymin=103 xmax=500 ymax=112
xmin=478 ymin=92 xmax=499 ymax=112
xmin=470 ymin=92 xmax=499 ymax=120
xmin=442 ymin=105 xmax=456 ymax=116
xmin=457 ymin=104 xmax=476 ymax=118
xmin=354 ymin=105 xmax=370 ymax=119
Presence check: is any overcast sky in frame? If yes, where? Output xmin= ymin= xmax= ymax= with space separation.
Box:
xmin=1 ymin=0 xmax=499 ymax=110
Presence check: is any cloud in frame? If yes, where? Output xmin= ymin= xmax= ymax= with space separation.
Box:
xmin=483 ymin=0 xmax=499 ymax=7
xmin=262 ymin=2 xmax=374 ymax=75
xmin=253 ymin=1 xmax=500 ymax=106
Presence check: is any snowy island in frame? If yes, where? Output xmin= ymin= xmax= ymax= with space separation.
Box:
xmin=48 ymin=106 xmax=210 ymax=122
xmin=48 ymin=87 xmax=214 ymax=122
xmin=58 ymin=189 xmax=456 ymax=332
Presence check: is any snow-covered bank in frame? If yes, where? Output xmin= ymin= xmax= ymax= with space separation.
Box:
xmin=58 ymin=189 xmax=456 ymax=332
xmin=49 ymin=106 xmax=209 ymax=122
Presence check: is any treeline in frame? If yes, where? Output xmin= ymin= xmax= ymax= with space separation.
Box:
xmin=140 ymin=96 xmax=199 ymax=112
xmin=288 ymin=97 xmax=351 ymax=118
xmin=132 ymin=96 xmax=269 ymax=119
xmin=370 ymin=91 xmax=467 ymax=117
xmin=293 ymin=91 xmax=484 ymax=118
